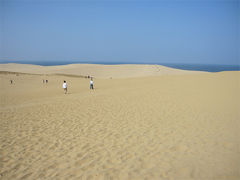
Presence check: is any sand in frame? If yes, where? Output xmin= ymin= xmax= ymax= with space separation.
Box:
xmin=0 ymin=63 xmax=203 ymax=78
xmin=0 ymin=64 xmax=240 ymax=180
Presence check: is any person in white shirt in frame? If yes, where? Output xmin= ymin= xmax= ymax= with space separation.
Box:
xmin=63 ymin=80 xmax=67 ymax=94
xmin=90 ymin=78 xmax=94 ymax=90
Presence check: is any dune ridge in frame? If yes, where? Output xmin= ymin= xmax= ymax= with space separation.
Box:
xmin=0 ymin=63 xmax=206 ymax=78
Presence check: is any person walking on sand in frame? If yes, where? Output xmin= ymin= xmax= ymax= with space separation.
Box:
xmin=90 ymin=78 xmax=94 ymax=90
xmin=63 ymin=80 xmax=67 ymax=94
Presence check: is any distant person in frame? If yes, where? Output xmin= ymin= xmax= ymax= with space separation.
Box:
xmin=46 ymin=80 xmax=48 ymax=83
xmin=90 ymin=78 xmax=94 ymax=90
xmin=63 ymin=81 xmax=67 ymax=94
xmin=10 ymin=80 xmax=13 ymax=84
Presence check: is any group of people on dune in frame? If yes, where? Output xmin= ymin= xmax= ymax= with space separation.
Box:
xmin=10 ymin=77 xmax=94 ymax=94
xmin=62 ymin=78 xmax=94 ymax=94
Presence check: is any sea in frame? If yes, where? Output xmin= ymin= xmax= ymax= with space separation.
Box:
xmin=0 ymin=60 xmax=239 ymax=72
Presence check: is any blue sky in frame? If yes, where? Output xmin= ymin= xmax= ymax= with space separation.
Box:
xmin=0 ymin=0 xmax=239 ymax=65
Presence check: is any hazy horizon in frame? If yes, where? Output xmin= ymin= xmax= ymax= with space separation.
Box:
xmin=0 ymin=59 xmax=240 ymax=66
xmin=1 ymin=0 xmax=239 ymax=65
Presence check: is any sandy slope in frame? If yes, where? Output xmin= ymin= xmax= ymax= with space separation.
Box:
xmin=0 ymin=63 xmax=203 ymax=78
xmin=0 ymin=66 xmax=240 ymax=180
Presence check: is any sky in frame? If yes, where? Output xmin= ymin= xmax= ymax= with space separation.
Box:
xmin=0 ymin=0 xmax=239 ymax=65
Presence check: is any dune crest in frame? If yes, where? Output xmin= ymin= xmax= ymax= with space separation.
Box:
xmin=0 ymin=63 xmax=205 ymax=78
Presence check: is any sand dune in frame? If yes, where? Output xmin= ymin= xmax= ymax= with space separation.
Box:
xmin=0 ymin=63 xmax=204 ymax=78
xmin=0 ymin=64 xmax=239 ymax=180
